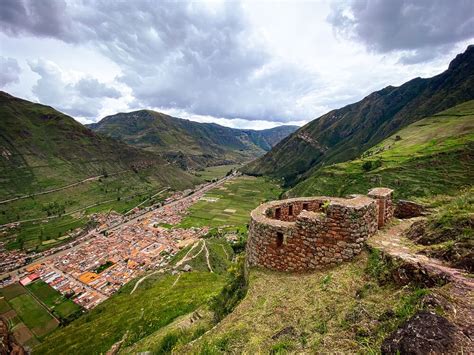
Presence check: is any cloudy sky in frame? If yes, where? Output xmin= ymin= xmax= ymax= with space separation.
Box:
xmin=1 ymin=0 xmax=473 ymax=129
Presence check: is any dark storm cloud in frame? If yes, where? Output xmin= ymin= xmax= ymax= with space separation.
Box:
xmin=0 ymin=57 xmax=21 ymax=86
xmin=328 ymin=0 xmax=474 ymax=62
xmin=0 ymin=0 xmax=75 ymax=40
xmin=0 ymin=0 xmax=317 ymax=122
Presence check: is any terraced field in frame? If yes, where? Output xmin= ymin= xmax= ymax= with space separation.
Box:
xmin=289 ymin=101 xmax=474 ymax=200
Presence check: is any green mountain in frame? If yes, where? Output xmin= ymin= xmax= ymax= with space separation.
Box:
xmin=87 ymin=110 xmax=298 ymax=169
xmin=288 ymin=100 xmax=474 ymax=199
xmin=244 ymin=45 xmax=474 ymax=186
xmin=0 ymin=92 xmax=198 ymax=199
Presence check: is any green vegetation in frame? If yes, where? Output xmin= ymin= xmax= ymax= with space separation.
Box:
xmin=0 ymin=92 xmax=198 ymax=200
xmin=88 ymin=109 xmax=297 ymax=170
xmin=288 ymin=101 xmax=474 ymax=200
xmin=210 ymin=256 xmax=248 ymax=322
xmin=406 ymin=189 xmax=473 ymax=272
xmin=94 ymin=261 xmax=114 ymax=273
xmin=26 ymin=280 xmax=82 ymax=321
xmin=9 ymin=294 xmax=58 ymax=338
xmin=244 ymin=46 xmax=474 ymax=186
xmin=34 ymin=272 xmax=226 ymax=354
xmin=0 ymin=282 xmax=81 ymax=345
xmin=178 ymin=176 xmax=282 ymax=228
xmin=194 ymin=164 xmax=241 ymax=181
xmin=0 ymin=92 xmax=200 ymax=252
xmin=185 ymin=251 xmax=431 ymax=354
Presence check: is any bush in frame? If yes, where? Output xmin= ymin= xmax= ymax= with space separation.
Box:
xmin=210 ymin=256 xmax=248 ymax=322
xmin=362 ymin=159 xmax=382 ymax=172
xmin=154 ymin=332 xmax=180 ymax=354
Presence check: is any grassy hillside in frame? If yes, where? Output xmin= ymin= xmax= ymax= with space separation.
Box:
xmin=406 ymin=189 xmax=473 ymax=272
xmin=180 ymin=251 xmax=432 ymax=354
xmin=0 ymin=92 xmax=200 ymax=251
xmin=88 ymin=110 xmax=297 ymax=169
xmin=33 ymin=237 xmax=235 ymax=354
xmin=287 ymin=100 xmax=474 ymax=200
xmin=244 ymin=45 xmax=474 ymax=186
xmin=33 ymin=272 xmax=226 ymax=354
xmin=0 ymin=92 xmax=198 ymax=199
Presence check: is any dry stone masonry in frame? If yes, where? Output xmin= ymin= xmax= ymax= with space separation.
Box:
xmin=247 ymin=188 xmax=394 ymax=272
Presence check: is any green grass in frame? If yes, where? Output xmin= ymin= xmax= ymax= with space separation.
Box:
xmin=289 ymin=100 xmax=474 ymax=200
xmin=184 ymin=251 xmax=430 ymax=354
xmin=0 ymin=283 xmax=27 ymax=301
xmin=9 ymin=293 xmax=58 ymax=338
xmin=193 ymin=165 xmax=241 ymax=181
xmin=178 ymin=176 xmax=282 ymax=228
xmin=26 ymin=280 xmax=82 ymax=320
xmin=0 ymin=298 xmax=12 ymax=313
xmin=409 ymin=188 xmax=473 ymax=272
xmin=33 ymin=272 xmax=226 ymax=354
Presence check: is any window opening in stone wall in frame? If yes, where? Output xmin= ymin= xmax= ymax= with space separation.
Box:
xmin=276 ymin=232 xmax=284 ymax=247
xmin=275 ymin=207 xmax=281 ymax=219
xmin=288 ymin=205 xmax=293 ymax=216
xmin=303 ymin=203 xmax=309 ymax=210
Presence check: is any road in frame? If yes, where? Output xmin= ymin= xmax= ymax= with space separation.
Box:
xmin=1 ymin=174 xmax=235 ymax=280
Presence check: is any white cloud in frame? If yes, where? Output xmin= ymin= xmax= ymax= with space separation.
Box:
xmin=0 ymin=56 xmax=21 ymax=87
xmin=0 ymin=0 xmax=472 ymax=127
xmin=28 ymin=58 xmax=124 ymax=119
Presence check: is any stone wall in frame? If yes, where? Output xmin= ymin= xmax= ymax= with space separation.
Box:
xmin=247 ymin=188 xmax=394 ymax=272
xmin=395 ymin=200 xmax=425 ymax=219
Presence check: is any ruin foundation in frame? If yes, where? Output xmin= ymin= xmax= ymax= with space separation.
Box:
xmin=246 ymin=188 xmax=394 ymax=272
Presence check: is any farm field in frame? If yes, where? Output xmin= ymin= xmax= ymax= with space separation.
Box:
xmin=0 ymin=283 xmax=59 ymax=346
xmin=193 ymin=164 xmax=241 ymax=181
xmin=26 ymin=280 xmax=82 ymax=320
xmin=178 ymin=176 xmax=282 ymax=228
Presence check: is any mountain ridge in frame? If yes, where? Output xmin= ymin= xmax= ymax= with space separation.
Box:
xmin=87 ymin=110 xmax=298 ymax=170
xmin=0 ymin=91 xmax=198 ymax=198
xmin=243 ymin=45 xmax=474 ymax=185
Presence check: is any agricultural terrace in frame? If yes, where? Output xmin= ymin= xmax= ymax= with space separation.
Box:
xmin=0 ymin=170 xmax=173 ymax=252
xmin=178 ymin=176 xmax=282 ymax=228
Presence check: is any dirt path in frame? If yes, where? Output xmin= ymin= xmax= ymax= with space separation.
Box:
xmin=130 ymin=269 xmax=163 ymax=295
xmin=368 ymin=218 xmax=473 ymax=345
xmin=175 ymin=241 xmax=201 ymax=267
xmin=203 ymin=240 xmax=213 ymax=273
xmin=171 ymin=274 xmax=181 ymax=288
xmin=368 ymin=218 xmax=473 ymax=287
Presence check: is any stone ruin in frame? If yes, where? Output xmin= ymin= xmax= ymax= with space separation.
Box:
xmin=246 ymin=188 xmax=394 ymax=272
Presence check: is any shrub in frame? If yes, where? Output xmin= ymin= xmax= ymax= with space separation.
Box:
xmin=210 ymin=256 xmax=248 ymax=322
xmin=362 ymin=159 xmax=382 ymax=172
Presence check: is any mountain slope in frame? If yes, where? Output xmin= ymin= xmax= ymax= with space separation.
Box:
xmin=244 ymin=45 xmax=474 ymax=186
xmin=287 ymin=100 xmax=474 ymax=199
xmin=88 ymin=110 xmax=298 ymax=169
xmin=0 ymin=92 xmax=198 ymax=199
